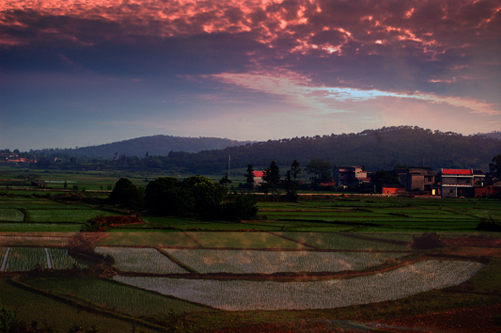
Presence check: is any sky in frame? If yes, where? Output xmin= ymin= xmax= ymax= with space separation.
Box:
xmin=1 ymin=0 xmax=500 ymax=151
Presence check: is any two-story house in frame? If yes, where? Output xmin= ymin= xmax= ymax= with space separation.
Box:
xmin=333 ymin=165 xmax=370 ymax=187
xmin=440 ymin=169 xmax=475 ymax=198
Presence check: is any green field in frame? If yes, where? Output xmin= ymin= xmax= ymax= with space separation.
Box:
xmin=27 ymin=277 xmax=211 ymax=316
xmin=0 ymin=168 xmax=500 ymax=332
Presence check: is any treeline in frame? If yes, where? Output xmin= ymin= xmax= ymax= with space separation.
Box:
xmin=108 ymin=177 xmax=258 ymax=221
xmin=18 ymin=126 xmax=501 ymax=174
xmin=165 ymin=126 xmax=501 ymax=173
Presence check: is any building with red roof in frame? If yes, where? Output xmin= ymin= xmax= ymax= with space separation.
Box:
xmin=252 ymin=170 xmax=265 ymax=187
xmin=440 ymin=168 xmax=475 ymax=198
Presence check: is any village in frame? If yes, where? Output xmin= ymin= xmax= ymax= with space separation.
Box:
xmin=251 ymin=165 xmax=501 ymax=198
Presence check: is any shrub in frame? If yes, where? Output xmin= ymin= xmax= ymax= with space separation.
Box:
xmin=409 ymin=232 xmax=445 ymax=249
xmin=220 ymin=196 xmax=259 ymax=221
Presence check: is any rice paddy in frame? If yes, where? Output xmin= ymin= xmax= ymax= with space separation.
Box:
xmin=0 ymin=247 xmax=82 ymax=271
xmin=0 ymin=178 xmax=499 ymax=332
xmin=113 ymin=260 xmax=484 ymax=311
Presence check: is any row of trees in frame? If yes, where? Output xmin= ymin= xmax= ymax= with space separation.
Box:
xmin=243 ymin=160 xmax=302 ymax=201
xmin=109 ymin=176 xmax=258 ymax=221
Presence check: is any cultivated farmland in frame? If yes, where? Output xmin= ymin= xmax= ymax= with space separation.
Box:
xmin=0 ymin=247 xmax=82 ymax=271
xmin=95 ymin=247 xmax=189 ymax=274
xmin=0 ymin=175 xmax=500 ymax=332
xmin=163 ymin=249 xmax=407 ymax=274
xmin=113 ymin=259 xmax=484 ymax=311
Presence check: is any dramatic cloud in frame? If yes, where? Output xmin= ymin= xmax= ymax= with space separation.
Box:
xmin=1 ymin=0 xmax=500 ymax=150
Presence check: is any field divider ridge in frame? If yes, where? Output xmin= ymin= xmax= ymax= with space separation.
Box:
xmin=183 ymin=231 xmax=204 ymax=248
xmin=267 ymin=232 xmax=319 ymax=250
xmin=156 ymin=247 xmax=200 ymax=274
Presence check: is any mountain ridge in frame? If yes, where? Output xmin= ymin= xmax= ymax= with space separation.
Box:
xmin=32 ymin=135 xmax=252 ymax=158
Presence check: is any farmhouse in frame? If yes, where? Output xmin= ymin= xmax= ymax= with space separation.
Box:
xmin=252 ymin=170 xmax=264 ymax=187
xmin=400 ymin=167 xmax=436 ymax=193
xmin=333 ymin=165 xmax=370 ymax=187
xmin=440 ymin=169 xmax=475 ymax=198
xmin=474 ymin=176 xmax=501 ymax=197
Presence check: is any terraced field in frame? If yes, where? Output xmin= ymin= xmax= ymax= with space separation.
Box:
xmin=0 ymin=247 xmax=81 ymax=271
xmin=0 ymin=190 xmax=499 ymax=332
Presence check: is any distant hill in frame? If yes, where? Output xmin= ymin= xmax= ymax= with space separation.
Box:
xmin=164 ymin=126 xmax=501 ymax=173
xmin=29 ymin=127 xmax=501 ymax=174
xmin=34 ymin=135 xmax=250 ymax=159
xmin=479 ymin=131 xmax=501 ymax=140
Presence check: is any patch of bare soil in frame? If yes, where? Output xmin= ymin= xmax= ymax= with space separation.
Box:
xmin=442 ymin=246 xmax=501 ymax=258
xmin=378 ymin=303 xmax=501 ymax=333
xmin=205 ymin=320 xmax=399 ymax=333
xmin=442 ymin=236 xmax=501 ymax=247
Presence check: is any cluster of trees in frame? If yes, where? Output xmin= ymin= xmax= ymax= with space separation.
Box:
xmin=109 ymin=176 xmax=258 ymax=221
xmin=159 ymin=126 xmax=501 ymax=173
xmin=243 ymin=160 xmax=302 ymax=201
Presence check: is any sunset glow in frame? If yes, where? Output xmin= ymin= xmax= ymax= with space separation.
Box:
xmin=1 ymin=0 xmax=500 ymax=150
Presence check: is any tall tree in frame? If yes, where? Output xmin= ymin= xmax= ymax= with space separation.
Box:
xmin=305 ymin=158 xmax=332 ymax=183
xmin=284 ymin=160 xmax=301 ymax=201
xmin=490 ymin=154 xmax=501 ymax=177
xmin=182 ymin=176 xmax=227 ymax=219
xmin=372 ymin=169 xmax=400 ymax=193
xmin=263 ymin=161 xmax=280 ymax=194
xmin=245 ymin=164 xmax=255 ymax=187
xmin=219 ymin=173 xmax=232 ymax=188
xmin=291 ymin=159 xmax=301 ymax=181
xmin=145 ymin=177 xmax=188 ymax=215
xmin=109 ymin=178 xmax=144 ymax=209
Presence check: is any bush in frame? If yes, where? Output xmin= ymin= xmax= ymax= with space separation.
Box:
xmin=220 ymin=196 xmax=259 ymax=221
xmin=476 ymin=218 xmax=501 ymax=231
xmin=109 ymin=178 xmax=144 ymax=210
xmin=409 ymin=232 xmax=445 ymax=249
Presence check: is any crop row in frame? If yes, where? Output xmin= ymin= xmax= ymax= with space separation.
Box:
xmin=0 ymin=235 xmax=70 ymax=246
xmin=0 ymin=209 xmax=24 ymax=222
xmin=114 ymin=259 xmax=484 ymax=310
xmin=0 ymin=247 xmax=81 ymax=271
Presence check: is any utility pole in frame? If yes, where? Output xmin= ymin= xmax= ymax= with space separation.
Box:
xmin=228 ymin=155 xmax=231 ymax=191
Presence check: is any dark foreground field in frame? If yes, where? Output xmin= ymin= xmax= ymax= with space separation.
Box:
xmin=0 ymin=190 xmax=500 ymax=332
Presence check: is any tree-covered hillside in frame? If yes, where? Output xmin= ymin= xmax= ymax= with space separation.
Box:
xmin=165 ymin=126 xmax=501 ymax=173
xmin=32 ymin=135 xmax=249 ymax=159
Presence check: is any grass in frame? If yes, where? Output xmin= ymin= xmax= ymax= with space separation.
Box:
xmin=3 ymin=247 xmax=48 ymax=271
xmin=278 ymin=232 xmax=410 ymax=251
xmin=0 ymin=209 xmax=24 ymax=221
xmin=186 ymin=231 xmax=309 ymax=249
xmin=0 ymin=173 xmax=500 ymax=331
xmin=26 ymin=209 xmax=115 ymax=223
xmin=0 ymin=278 xmax=159 ymax=333
xmin=0 ymin=223 xmax=82 ymax=232
xmin=96 ymin=231 xmax=201 ymax=247
xmin=26 ymin=277 xmax=211 ymax=316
